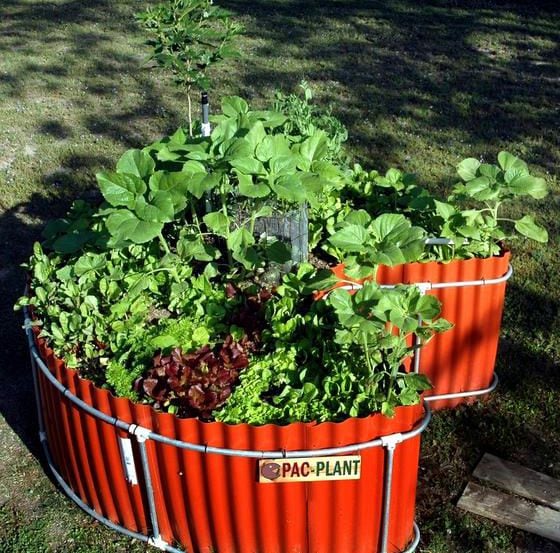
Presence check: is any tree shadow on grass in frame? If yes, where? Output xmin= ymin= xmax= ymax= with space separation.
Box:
xmin=225 ymin=0 xmax=560 ymax=174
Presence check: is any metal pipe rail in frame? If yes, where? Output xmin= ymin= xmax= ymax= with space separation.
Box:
xmin=24 ymin=305 xmax=427 ymax=553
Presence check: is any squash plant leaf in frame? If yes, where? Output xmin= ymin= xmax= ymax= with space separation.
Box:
xmin=514 ymin=215 xmax=548 ymax=243
xmin=116 ymin=149 xmax=156 ymax=179
xmin=508 ymin=175 xmax=548 ymax=199
xmin=106 ymin=210 xmax=163 ymax=244
xmin=97 ymin=172 xmax=146 ymax=209
xmin=328 ymin=224 xmax=368 ymax=251
xmin=457 ymin=158 xmax=481 ymax=181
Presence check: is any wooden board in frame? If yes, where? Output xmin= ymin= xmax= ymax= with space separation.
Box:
xmin=458 ymin=482 xmax=560 ymax=543
xmin=474 ymin=453 xmax=560 ymax=511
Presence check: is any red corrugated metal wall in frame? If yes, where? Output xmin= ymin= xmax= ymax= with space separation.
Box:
xmin=376 ymin=252 xmax=510 ymax=409
xmin=34 ymin=335 xmax=424 ymax=553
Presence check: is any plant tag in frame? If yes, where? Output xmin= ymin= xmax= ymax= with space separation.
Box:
xmin=259 ymin=455 xmax=361 ymax=483
xmin=118 ymin=437 xmax=138 ymax=485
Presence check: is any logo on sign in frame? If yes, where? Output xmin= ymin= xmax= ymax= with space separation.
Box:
xmin=258 ymin=456 xmax=361 ymax=483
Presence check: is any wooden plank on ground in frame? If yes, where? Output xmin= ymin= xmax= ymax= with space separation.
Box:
xmin=458 ymin=482 xmax=560 ymax=543
xmin=474 ymin=454 xmax=560 ymax=511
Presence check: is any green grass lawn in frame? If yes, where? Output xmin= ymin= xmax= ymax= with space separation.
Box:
xmin=0 ymin=1 xmax=559 ymax=551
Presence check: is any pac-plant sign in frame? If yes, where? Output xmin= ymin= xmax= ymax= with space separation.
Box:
xmin=259 ymin=456 xmax=361 ymax=483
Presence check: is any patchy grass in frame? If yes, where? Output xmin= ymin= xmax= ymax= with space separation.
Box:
xmin=0 ymin=0 xmax=558 ymax=551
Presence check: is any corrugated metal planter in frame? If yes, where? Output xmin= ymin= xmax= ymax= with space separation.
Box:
xmin=25 ymin=316 xmax=429 ymax=553
xmin=328 ymin=252 xmax=512 ymax=410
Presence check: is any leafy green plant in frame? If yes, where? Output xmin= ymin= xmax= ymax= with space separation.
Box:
xmin=217 ymin=265 xmax=451 ymax=423
xmin=137 ymin=0 xmax=243 ymax=136
xmin=326 ymin=211 xmax=427 ymax=278
xmin=274 ymin=81 xmax=349 ymax=163
xmin=346 ymin=152 xmax=549 ymax=261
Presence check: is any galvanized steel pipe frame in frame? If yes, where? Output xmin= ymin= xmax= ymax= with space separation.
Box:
xmin=24 ymin=306 xmax=428 ymax=553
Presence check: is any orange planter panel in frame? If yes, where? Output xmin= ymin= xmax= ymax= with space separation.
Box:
xmin=376 ymin=252 xmax=510 ymax=409
xmin=33 ymin=334 xmax=424 ymax=553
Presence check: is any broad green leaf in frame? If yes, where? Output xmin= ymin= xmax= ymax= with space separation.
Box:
xmin=244 ymin=121 xmax=267 ymax=150
xmin=135 ymin=191 xmax=174 ymax=223
xmin=270 ymin=175 xmax=307 ymax=203
xmin=151 ymin=335 xmax=179 ymax=350
xmin=74 ymin=254 xmax=106 ymax=276
xmin=370 ymin=213 xmax=410 ymax=241
xmin=255 ymin=136 xmax=276 ymax=162
xmin=514 ymin=215 xmax=548 ymax=242
xmin=52 ymin=231 xmax=93 ymax=254
xmin=270 ymin=155 xmax=298 ymax=176
xmin=251 ymin=110 xmax=288 ymax=128
xmin=116 ymin=149 xmax=155 ymax=179
xmin=464 ymin=176 xmax=491 ymax=196
xmin=106 ymin=210 xmax=162 ymax=244
xmin=149 ymin=171 xmax=190 ymax=213
xmin=508 ymin=175 xmax=548 ymax=199
xmin=97 ymin=172 xmax=146 ymax=208
xmin=177 ymin=235 xmax=219 ymax=261
xmin=203 ymin=211 xmax=230 ymax=235
xmin=457 ymin=158 xmax=481 ymax=181
xmin=415 ymin=294 xmax=442 ymax=320
xmin=327 ymin=288 xmax=354 ymax=315
xmin=227 ymin=227 xmax=255 ymax=252
xmin=299 ymin=130 xmax=328 ymax=163
xmin=478 ymin=163 xmax=500 ymax=182
xmin=168 ymin=127 xmax=187 ymax=145
xmin=236 ymin=172 xmax=270 ymax=198
xmin=224 ymin=138 xmax=253 ymax=159
xmin=434 ymin=200 xmax=456 ymax=220
xmin=181 ymin=160 xmax=207 ymax=175
xmin=221 ymin=96 xmax=249 ymax=118
xmin=156 ymin=146 xmax=182 ymax=162
xmin=229 ymin=157 xmax=266 ymax=175
xmin=328 ymin=225 xmax=368 ymax=251
xmin=344 ymin=210 xmax=371 ymax=227
xmin=403 ymin=373 xmax=432 ymax=391
xmin=186 ymin=172 xmax=220 ymax=199
xmin=497 ymin=151 xmax=528 ymax=173
xmin=265 ymin=240 xmax=292 ymax=264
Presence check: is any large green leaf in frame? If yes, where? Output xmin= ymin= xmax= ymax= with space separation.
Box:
xmin=464 ymin=176 xmax=491 ymax=196
xmin=270 ymin=175 xmax=307 ymax=203
xmin=116 ymin=149 xmax=155 ymax=179
xmin=269 ymin=155 xmax=298 ymax=176
xmin=186 ymin=172 xmax=221 ymax=199
xmin=514 ymin=215 xmax=548 ymax=242
xmin=457 ymin=158 xmax=481 ymax=181
xmin=106 ymin=210 xmax=162 ymax=244
xmin=236 ymin=172 xmax=270 ymax=198
xmin=203 ymin=211 xmax=230 ymax=235
xmin=97 ymin=172 xmax=146 ymax=208
xmin=221 ymin=96 xmax=249 ymax=118
xmin=149 ymin=171 xmax=191 ymax=213
xmin=369 ymin=213 xmax=411 ymax=241
xmin=244 ymin=121 xmax=267 ymax=150
xmin=135 ymin=192 xmax=174 ymax=223
xmin=508 ymin=175 xmax=548 ymax=199
xmin=229 ymin=157 xmax=266 ymax=175
xmin=328 ymin=225 xmax=368 ymax=251
xmin=255 ymin=136 xmax=276 ymax=162
xmin=299 ymin=130 xmax=328 ymax=163
xmin=497 ymin=151 xmax=528 ymax=173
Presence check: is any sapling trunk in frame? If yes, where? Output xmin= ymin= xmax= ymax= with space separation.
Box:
xmin=187 ymin=90 xmax=193 ymax=137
